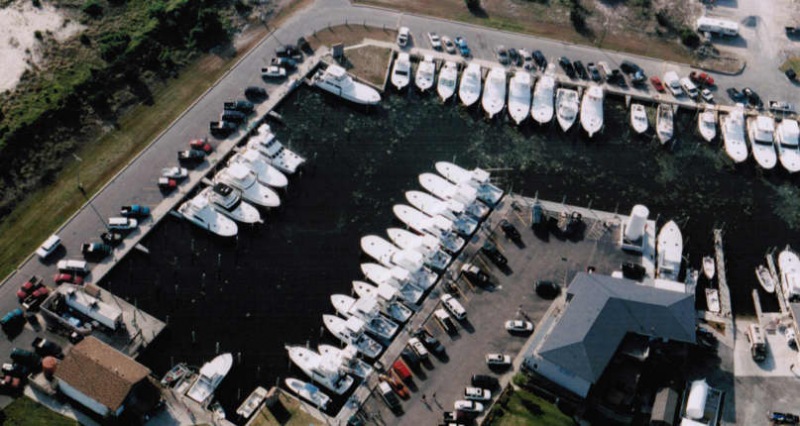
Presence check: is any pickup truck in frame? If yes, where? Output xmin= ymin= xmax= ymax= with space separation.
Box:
xmin=17 ymin=276 xmax=42 ymax=300
xmin=120 ymin=204 xmax=150 ymax=218
xmin=209 ymin=121 xmax=237 ymax=136
xmin=223 ymin=100 xmax=255 ymax=114
xmin=32 ymin=337 xmax=63 ymax=359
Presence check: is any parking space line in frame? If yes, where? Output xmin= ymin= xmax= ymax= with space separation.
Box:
xmin=460 ymin=274 xmax=476 ymax=293
xmin=514 ymin=210 xmax=530 ymax=228
xmin=475 ymin=254 xmax=492 ymax=272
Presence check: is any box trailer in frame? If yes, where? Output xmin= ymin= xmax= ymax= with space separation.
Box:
xmin=697 ymin=17 xmax=739 ymax=36
xmin=64 ymin=288 xmax=122 ymax=330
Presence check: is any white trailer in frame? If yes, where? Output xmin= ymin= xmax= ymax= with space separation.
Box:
xmin=696 ymin=17 xmax=739 ymax=36
xmin=64 ymin=288 xmax=122 ymax=330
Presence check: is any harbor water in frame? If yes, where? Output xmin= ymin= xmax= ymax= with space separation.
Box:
xmin=102 ymin=86 xmax=798 ymax=414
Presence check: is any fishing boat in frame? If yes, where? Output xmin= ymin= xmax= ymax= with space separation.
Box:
xmin=393 ymin=204 xmax=465 ymax=253
xmin=435 ymin=162 xmax=504 ymax=206
xmin=720 ymin=104 xmax=748 ymax=163
xmin=228 ymin=149 xmax=288 ymax=188
xmin=507 ymin=71 xmax=532 ymax=125
xmin=352 ymin=280 xmax=414 ymax=322
xmin=361 ymin=235 xmax=430 ymax=274
xmin=437 ymin=61 xmax=458 ymax=102
xmin=405 ymin=191 xmax=478 ymax=236
xmin=747 ymin=115 xmax=777 ymax=169
xmin=330 ymin=294 xmax=400 ymax=340
xmin=286 ymin=345 xmax=356 ymax=393
xmin=386 ymin=227 xmax=452 ymax=271
xmin=247 ymin=124 xmax=305 ymax=174
xmin=481 ymin=67 xmax=506 ymax=118
xmin=312 ymin=64 xmax=381 ymax=105
xmin=656 ymin=104 xmax=674 ymax=144
xmin=391 ymin=53 xmax=411 ymax=90
xmin=236 ymin=386 xmax=268 ymax=420
xmin=630 ymin=103 xmax=648 ymax=135
xmin=776 ymin=119 xmax=800 ymax=173
xmin=178 ymin=195 xmax=238 ymax=237
xmin=361 ymin=263 xmax=425 ymax=305
xmin=187 ymin=353 xmax=233 ymax=405
xmin=322 ymin=315 xmax=384 ymax=359
xmin=656 ymin=220 xmax=683 ymax=281
xmin=779 ymin=247 xmax=800 ymax=302
xmin=318 ymin=344 xmax=374 ymax=379
xmin=213 ymin=164 xmax=281 ymax=208
xmin=702 ymin=256 xmax=715 ymax=280
xmin=580 ymin=85 xmax=604 ymax=137
xmin=161 ymin=363 xmax=190 ymax=387
xmin=705 ymin=288 xmax=720 ymax=313
xmin=531 ymin=75 xmax=555 ymax=124
xmin=555 ymin=88 xmax=579 ymax=132
xmin=285 ymin=378 xmax=330 ymax=410
xmin=698 ymin=108 xmax=717 ymax=142
xmin=415 ymin=55 xmax=436 ymax=92
xmin=418 ymin=173 xmax=489 ymax=218
xmin=755 ymin=264 xmax=776 ymax=293
xmin=458 ymin=63 xmax=482 ymax=107
xmin=202 ymin=185 xmax=262 ymax=224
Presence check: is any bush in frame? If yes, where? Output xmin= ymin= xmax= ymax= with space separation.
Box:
xmin=680 ymin=28 xmax=700 ymax=48
xmin=512 ymin=372 xmax=529 ymax=387
xmin=98 ymin=32 xmax=131 ymax=62
xmin=465 ymin=0 xmax=481 ymax=10
xmin=34 ymin=31 xmax=43 ymax=40
xmin=79 ymin=34 xmax=91 ymax=45
xmin=81 ymin=0 xmax=104 ymax=18
xmin=32 ymin=0 xmax=41 ymax=7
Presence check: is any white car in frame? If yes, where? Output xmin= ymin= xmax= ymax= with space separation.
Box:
xmin=36 ymin=234 xmax=61 ymax=259
xmin=454 ymin=400 xmax=484 ymax=413
xmin=108 ymin=217 xmax=138 ymax=231
xmin=441 ymin=294 xmax=466 ymax=320
xmin=441 ymin=36 xmax=456 ymax=54
xmin=397 ymin=27 xmax=410 ymax=47
xmin=407 ymin=337 xmax=429 ymax=359
xmin=428 ymin=32 xmax=442 ymax=50
xmin=504 ymin=320 xmax=534 ymax=333
xmin=261 ymin=66 xmax=287 ymax=79
xmin=701 ymin=88 xmax=714 ymax=102
xmin=464 ymin=387 xmax=492 ymax=402
xmin=485 ymin=353 xmax=512 ymax=366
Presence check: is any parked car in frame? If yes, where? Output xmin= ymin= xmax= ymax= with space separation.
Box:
xmin=296 ymin=36 xmax=312 ymax=53
xmin=261 ymin=66 xmax=287 ymax=79
xmin=120 ymin=204 xmax=151 ymax=218
xmin=620 ymin=60 xmax=641 ymax=75
xmin=532 ymin=50 xmax=546 ymax=69
xmin=81 ymin=242 xmax=112 ymax=258
xmin=573 ymin=60 xmax=588 ymax=80
xmin=275 ymin=45 xmax=301 ymax=59
xmin=769 ymin=412 xmax=800 ymax=425
xmin=454 ymin=400 xmax=484 ymax=414
xmin=413 ymin=328 xmax=445 ymax=354
xmin=496 ymin=45 xmax=509 ymax=64
xmin=441 ymin=294 xmax=467 ymax=320
xmin=742 ymin=87 xmax=762 ymax=108
xmin=786 ymin=68 xmax=797 ymax=81
xmin=101 ymin=231 xmax=124 ymax=247
xmin=223 ymin=99 xmax=255 ymax=114
xmin=480 ymin=242 xmax=508 ymax=267
xmin=464 ymin=387 xmax=492 ymax=402
xmin=397 ymin=27 xmax=410 ymax=47
xmin=244 ymin=86 xmax=268 ymax=101
xmin=427 ymin=32 xmax=442 ymax=50
xmin=434 ymin=308 xmax=457 ymax=334
xmin=0 ymin=309 xmax=25 ymax=332
xmin=158 ymin=177 xmax=178 ymax=191
xmin=609 ymin=69 xmax=627 ymax=87
xmin=587 ymin=62 xmax=601 ymax=82
xmin=769 ymin=101 xmax=796 ymax=114
xmin=407 ymin=337 xmax=429 ymax=360
xmin=270 ymin=57 xmax=297 ymax=70
xmin=597 ymin=61 xmax=612 ymax=78
xmin=455 ymin=37 xmax=470 ymax=57
xmin=508 ymin=47 xmax=520 ymax=65
xmin=701 ymin=89 xmax=714 ymax=103
xmin=178 ymin=149 xmax=206 ymax=163
xmin=679 ymin=77 xmax=699 ymax=98
xmin=519 ymin=49 xmax=532 ymax=63
xmin=535 ymin=280 xmax=561 ymax=299
xmin=461 ymin=263 xmax=490 ymax=287
xmin=505 ymin=320 xmax=534 ymax=333
xmin=188 ymin=139 xmax=213 ymax=154
xmin=485 ymin=353 xmax=512 ymax=366
xmin=10 ymin=348 xmax=41 ymax=370
xmin=471 ymin=374 xmax=499 ymax=389
xmin=558 ymin=57 xmax=574 ymax=78
xmin=53 ymin=272 xmax=84 ymax=285
xmin=17 ymin=277 xmax=42 ymax=301
xmin=32 ymin=337 xmax=63 ymax=359
xmin=400 ymin=346 xmax=420 ymax=368
xmin=35 ymin=235 xmax=61 ymax=260
xmin=56 ymin=259 xmax=89 ymax=275
xmin=650 ymin=76 xmax=665 ymax=92
xmin=108 ymin=217 xmax=138 ymax=231
xmin=500 ymin=219 xmax=521 ymax=242
xmin=689 ymin=71 xmax=715 ymax=87
xmin=442 ymin=36 xmax=456 ymax=54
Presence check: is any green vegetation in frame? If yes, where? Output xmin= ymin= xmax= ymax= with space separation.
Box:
xmin=780 ymin=56 xmax=800 ymax=75
xmin=0 ymin=397 xmax=79 ymax=426
xmin=249 ymin=391 xmax=322 ymax=426
xmin=680 ymin=28 xmax=700 ymax=48
xmin=485 ymin=387 xmax=575 ymax=426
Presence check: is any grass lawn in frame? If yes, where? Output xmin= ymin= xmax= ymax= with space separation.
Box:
xmin=248 ymin=392 xmax=323 ymax=426
xmin=487 ymin=388 xmax=575 ymax=426
xmin=0 ymin=398 xmax=78 ymax=426
xmin=342 ymin=45 xmax=394 ymax=88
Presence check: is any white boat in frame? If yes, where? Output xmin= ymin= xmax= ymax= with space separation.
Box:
xmin=507 ymin=71 xmax=532 ymax=125
xmin=698 ymin=108 xmax=717 ymax=142
xmin=415 ymin=55 xmax=436 ymax=92
xmin=330 ymin=294 xmax=400 ymax=340
xmin=418 ymin=173 xmax=488 ymax=218
xmin=434 ymin=162 xmax=504 ymax=206
xmin=656 ymin=104 xmax=674 ymax=144
xmin=178 ymin=195 xmax=238 ymax=237
xmin=721 ymin=104 xmax=748 ymax=163
xmin=352 ymin=280 xmax=413 ymax=323
xmin=555 ymin=88 xmax=579 ymax=132
xmin=236 ymin=386 xmax=268 ymax=419
xmin=391 ymin=53 xmax=411 ymax=90
xmin=361 ymin=235 xmax=428 ymax=272
xmin=656 ymin=220 xmax=683 ymax=281
xmin=580 ymin=85 xmax=604 ymax=137
xmin=776 ymin=119 xmax=800 ymax=173
xmin=214 ymin=164 xmax=281 ymax=208
xmin=393 ymin=204 xmax=465 ymax=253
xmin=228 ymin=149 xmax=288 ymax=188
xmin=322 ymin=314 xmax=384 ymax=358
xmin=405 ymin=191 xmax=478 ymax=235
xmin=285 ymin=378 xmax=330 ymax=410
xmin=705 ymin=289 xmax=720 ymax=313
xmin=747 ymin=115 xmax=777 ymax=170
xmin=187 ymin=353 xmax=233 ymax=404
xmin=481 ymin=67 xmax=506 ymax=118
xmin=531 ymin=75 xmax=555 ymax=124
xmin=387 ymin=227 xmax=452 ymax=272
xmin=318 ymin=344 xmax=374 ymax=379
xmin=247 ymin=124 xmax=305 ymax=174
xmin=361 ymin=263 xmax=425 ymax=305
xmin=313 ymin=64 xmax=380 ymax=105
xmin=630 ymin=103 xmax=648 ymax=135
xmin=458 ymin=63 xmax=482 ymax=107
xmin=755 ymin=264 xmax=776 ymax=293
xmin=437 ymin=61 xmax=459 ymax=102
xmin=202 ymin=185 xmax=262 ymax=224
xmin=779 ymin=247 xmax=800 ymax=302
xmin=286 ymin=345 xmax=355 ymax=394
xmin=702 ymin=256 xmax=715 ymax=280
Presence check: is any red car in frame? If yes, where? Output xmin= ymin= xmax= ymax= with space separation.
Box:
xmin=690 ymin=71 xmax=715 ymax=87
xmin=53 ymin=272 xmax=84 ymax=285
xmin=189 ymin=138 xmax=213 ymax=154
xmin=17 ymin=276 xmax=42 ymax=300
xmin=650 ymin=76 xmax=665 ymax=92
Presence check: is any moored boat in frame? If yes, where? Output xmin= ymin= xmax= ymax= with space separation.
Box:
xmin=214 ymin=164 xmax=281 ymax=208
xmin=776 ymin=119 xmax=800 ymax=173
xmin=698 ymin=108 xmax=717 ymax=142
xmin=247 ymin=124 xmax=305 ymax=174
xmin=721 ymin=104 xmax=748 ymax=163
xmin=778 ymin=247 xmax=800 ymax=302
xmin=228 ymin=149 xmax=288 ymax=188
xmin=458 ymin=63 xmax=482 ymax=107
xmin=202 ymin=184 xmax=262 ymax=224
xmin=405 ymin=191 xmax=477 ymax=236
xmin=437 ymin=61 xmax=458 ymax=102
xmin=286 ymin=345 xmax=355 ymax=394
xmin=434 ymin=162 xmax=503 ymax=206
xmin=318 ymin=344 xmax=374 ymax=379
xmin=312 ymin=64 xmax=381 ymax=105
xmin=656 ymin=103 xmax=674 ymax=145
xmin=531 ymin=75 xmax=555 ymax=124
xmin=187 ymin=353 xmax=233 ymax=405
xmin=702 ymin=256 xmax=715 ymax=280
xmin=705 ymin=288 xmax=720 ymax=313
xmin=391 ymin=53 xmax=411 ymax=90
xmin=630 ymin=103 xmax=648 ymax=135
xmin=322 ymin=315 xmax=384 ymax=359
xmin=555 ymin=88 xmax=579 ymax=132
xmin=285 ymin=378 xmax=330 ymax=410
xmin=178 ymin=195 xmax=238 ymax=237
xmin=415 ymin=55 xmax=436 ymax=92
xmin=386 ymin=227 xmax=452 ymax=271
xmin=656 ymin=220 xmax=683 ymax=281
xmin=236 ymin=386 xmax=269 ymax=420
xmin=352 ymin=280 xmax=413 ymax=323
xmin=361 ymin=262 xmax=425 ymax=305
xmin=580 ymin=84 xmax=604 ymax=137
xmin=161 ymin=363 xmax=190 ymax=387
xmin=330 ymin=294 xmax=400 ymax=340
xmin=481 ymin=67 xmax=506 ymax=118
xmin=755 ymin=264 xmax=776 ymax=293
xmin=747 ymin=115 xmax=777 ymax=170
xmin=393 ymin=204 xmax=465 ymax=253
xmin=507 ymin=71 xmax=532 ymax=125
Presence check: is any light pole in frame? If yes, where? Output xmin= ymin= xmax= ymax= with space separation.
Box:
xmin=72 ymin=153 xmax=84 ymax=193
xmin=72 ymin=153 xmax=108 ymax=229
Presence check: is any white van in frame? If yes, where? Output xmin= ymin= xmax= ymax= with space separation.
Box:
xmin=441 ymin=294 xmax=467 ymax=320
xmin=57 ymin=259 xmax=89 ymax=275
xmin=663 ymin=71 xmax=683 ymax=97
xmin=36 ymin=234 xmax=61 ymax=259
xmin=680 ymin=77 xmax=699 ymax=98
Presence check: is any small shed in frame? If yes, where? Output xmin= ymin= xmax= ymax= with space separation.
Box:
xmin=651 ymin=387 xmax=679 ymax=425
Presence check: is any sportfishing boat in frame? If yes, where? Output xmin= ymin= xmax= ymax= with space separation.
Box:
xmin=386 ymin=227 xmax=452 ymax=271
xmin=775 ymin=119 xmax=800 ymax=173
xmin=531 ymin=75 xmax=555 ymax=124
xmin=747 ymin=115 xmax=777 ymax=169
xmin=330 ymin=294 xmax=400 ymax=340
xmin=202 ymin=185 xmax=262 ymax=224
xmin=779 ymin=246 xmax=800 ymax=302
xmin=285 ymin=378 xmax=330 ymax=410
xmin=213 ymin=164 xmax=281 ymax=208
xmin=418 ymin=173 xmax=487 ymax=218
xmin=236 ymin=386 xmax=268 ymax=420
xmin=415 ymin=55 xmax=436 ymax=92
xmin=247 ymin=124 xmax=305 ymax=174
xmin=393 ymin=204 xmax=465 ymax=253
xmin=458 ymin=63 xmax=482 ymax=107
xmin=178 ymin=195 xmax=238 ymax=237
xmin=481 ymin=67 xmax=506 ymax=118
xmin=555 ymin=88 xmax=579 ymax=132
xmin=405 ymin=191 xmax=478 ymax=235
xmin=187 ymin=353 xmax=233 ymax=405
xmin=437 ymin=61 xmax=458 ymax=102
xmin=656 ymin=220 xmax=683 ymax=281
xmin=312 ymin=64 xmax=381 ymax=105
xmin=507 ymin=71 xmax=532 ymax=125
xmin=630 ymin=103 xmax=648 ymax=135
xmin=361 ymin=263 xmax=425 ymax=305
xmin=322 ymin=314 xmax=384 ymax=358
xmin=435 ymin=162 xmax=504 ymax=206
xmin=721 ymin=104 xmax=748 ymax=163
xmin=352 ymin=280 xmax=413 ymax=323
xmin=698 ymin=108 xmax=717 ymax=142
xmin=755 ymin=264 xmax=776 ymax=293
xmin=391 ymin=53 xmax=411 ymax=90
xmin=161 ymin=363 xmax=190 ymax=387
xmin=318 ymin=344 xmax=374 ymax=379
xmin=286 ymin=345 xmax=355 ymax=394
xmin=228 ymin=149 xmax=288 ymax=188
xmin=361 ymin=235 xmax=428 ymax=272
xmin=705 ymin=289 xmax=720 ymax=313
xmin=656 ymin=104 xmax=674 ymax=144
xmin=580 ymin=85 xmax=604 ymax=137
xmin=702 ymin=256 xmax=715 ymax=280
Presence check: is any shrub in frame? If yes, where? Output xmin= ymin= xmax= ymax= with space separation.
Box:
xmin=32 ymin=0 xmax=41 ymax=7
xmin=81 ymin=0 xmax=104 ymax=18
xmin=98 ymin=32 xmax=131 ymax=62
xmin=79 ymin=33 xmax=91 ymax=45
xmin=34 ymin=31 xmax=43 ymax=40
xmin=680 ymin=28 xmax=700 ymax=48
xmin=512 ymin=372 xmax=529 ymax=387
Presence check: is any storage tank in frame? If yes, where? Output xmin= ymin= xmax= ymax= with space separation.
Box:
xmin=686 ymin=379 xmax=708 ymax=420
xmin=625 ymin=205 xmax=649 ymax=241
xmin=42 ymin=356 xmax=58 ymax=380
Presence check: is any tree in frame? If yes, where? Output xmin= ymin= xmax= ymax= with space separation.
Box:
xmin=465 ymin=0 xmax=481 ymax=11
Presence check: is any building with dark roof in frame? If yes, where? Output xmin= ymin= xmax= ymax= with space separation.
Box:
xmin=523 ymin=273 xmax=696 ymax=398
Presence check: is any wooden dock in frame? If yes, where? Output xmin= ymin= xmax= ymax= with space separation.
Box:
xmin=713 ymin=229 xmax=732 ymax=318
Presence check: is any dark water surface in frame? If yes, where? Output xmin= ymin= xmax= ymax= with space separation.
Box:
xmin=102 ymin=86 xmax=800 ymax=414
